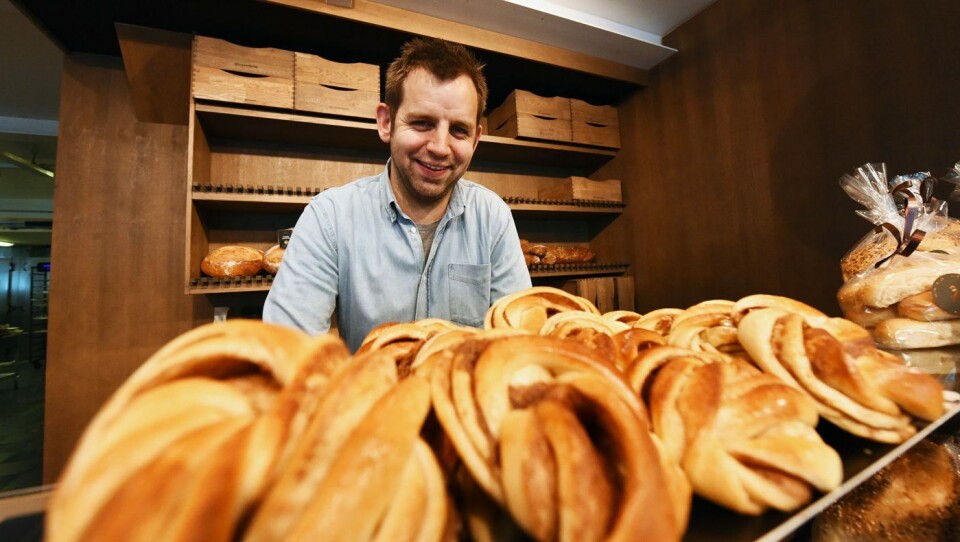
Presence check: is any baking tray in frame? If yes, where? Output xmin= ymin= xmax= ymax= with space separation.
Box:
xmin=682 ymin=346 xmax=960 ymax=542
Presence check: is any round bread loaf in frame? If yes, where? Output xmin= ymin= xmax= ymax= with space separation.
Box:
xmin=263 ymin=245 xmax=285 ymax=275
xmin=200 ymin=245 xmax=264 ymax=277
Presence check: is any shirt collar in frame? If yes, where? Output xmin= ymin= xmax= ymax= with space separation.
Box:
xmin=379 ymin=159 xmax=467 ymax=224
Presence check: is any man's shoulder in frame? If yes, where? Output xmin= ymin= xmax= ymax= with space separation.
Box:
xmin=312 ymin=172 xmax=384 ymax=205
xmin=457 ymin=179 xmax=509 ymax=209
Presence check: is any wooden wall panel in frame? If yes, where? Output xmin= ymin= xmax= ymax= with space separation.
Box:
xmin=44 ymin=54 xmax=194 ymax=481
xmin=609 ymin=0 xmax=960 ymax=315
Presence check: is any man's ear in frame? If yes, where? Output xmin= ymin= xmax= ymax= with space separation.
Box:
xmin=376 ymin=103 xmax=392 ymax=143
xmin=473 ymin=122 xmax=483 ymax=151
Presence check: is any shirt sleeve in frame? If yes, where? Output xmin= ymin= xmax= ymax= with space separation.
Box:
xmin=262 ymin=197 xmax=339 ymax=335
xmin=488 ymin=198 xmax=533 ymax=303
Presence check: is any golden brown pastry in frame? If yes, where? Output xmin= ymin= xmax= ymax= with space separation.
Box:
xmin=626 ymin=348 xmax=842 ymax=515
xmin=201 ymin=245 xmax=264 ymax=277
xmin=484 ymin=286 xmax=600 ymax=332
xmin=896 ymin=290 xmax=956 ymax=322
xmin=838 ymin=277 xmax=900 ymax=328
xmin=245 ymin=352 xmax=446 ymax=541
xmin=737 ymin=307 xmax=943 ymax=442
xmin=874 ymin=317 xmax=960 ymax=350
xmin=47 ymin=321 xmax=350 ymax=542
xmin=633 ymin=308 xmax=684 ymax=335
xmin=667 ymin=301 xmax=739 ymax=354
xmin=858 ymin=255 xmax=960 ymax=309
xmin=523 ymin=253 xmax=540 ymax=266
xmin=429 ymin=334 xmax=688 ymax=540
xmin=603 ymin=310 xmax=643 ymax=326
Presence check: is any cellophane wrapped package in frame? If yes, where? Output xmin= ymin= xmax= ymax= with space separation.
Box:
xmin=837 ymin=163 xmax=960 ymax=349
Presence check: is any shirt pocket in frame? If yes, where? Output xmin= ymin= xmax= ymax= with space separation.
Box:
xmin=448 ymin=263 xmax=491 ymax=327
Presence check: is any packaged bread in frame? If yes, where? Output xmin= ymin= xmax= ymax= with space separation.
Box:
xmin=837 ymin=163 xmax=960 ymax=348
xmin=263 ymin=245 xmax=285 ymax=275
xmin=200 ymin=245 xmax=264 ymax=277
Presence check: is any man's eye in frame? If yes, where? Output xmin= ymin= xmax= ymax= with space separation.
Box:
xmin=412 ymin=120 xmax=432 ymax=129
xmin=451 ymin=126 xmax=470 ymax=138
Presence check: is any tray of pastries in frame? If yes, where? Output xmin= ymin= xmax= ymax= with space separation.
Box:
xmin=40 ymin=288 xmax=959 ymax=541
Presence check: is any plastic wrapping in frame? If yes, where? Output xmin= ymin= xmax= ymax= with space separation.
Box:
xmin=837 ymin=162 xmax=960 ymax=349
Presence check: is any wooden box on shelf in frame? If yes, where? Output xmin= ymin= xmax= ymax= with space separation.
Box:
xmin=570 ymin=98 xmax=620 ymax=148
xmin=294 ymin=52 xmax=380 ymax=120
xmin=192 ymin=36 xmax=295 ymax=109
xmin=487 ymin=89 xmax=573 ymax=143
xmin=538 ymin=176 xmax=622 ymax=202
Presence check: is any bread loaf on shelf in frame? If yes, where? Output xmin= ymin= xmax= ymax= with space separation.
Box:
xmin=519 ymin=239 xmax=596 ymax=267
xmin=262 ymin=245 xmax=285 ymax=275
xmin=200 ymin=245 xmax=264 ymax=277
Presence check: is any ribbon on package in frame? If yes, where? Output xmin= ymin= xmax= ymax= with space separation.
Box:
xmin=873 ymin=181 xmax=926 ymax=268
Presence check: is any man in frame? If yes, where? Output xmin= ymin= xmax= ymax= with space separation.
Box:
xmin=263 ymin=37 xmax=531 ymax=352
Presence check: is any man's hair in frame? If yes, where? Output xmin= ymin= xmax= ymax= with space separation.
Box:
xmin=384 ymin=37 xmax=488 ymax=125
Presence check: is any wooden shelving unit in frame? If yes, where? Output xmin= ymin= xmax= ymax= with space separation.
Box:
xmin=185 ymin=35 xmax=631 ymax=298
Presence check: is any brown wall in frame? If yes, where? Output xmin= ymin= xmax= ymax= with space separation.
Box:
xmin=606 ymin=0 xmax=960 ymax=314
xmin=44 ymin=54 xmax=196 ymax=481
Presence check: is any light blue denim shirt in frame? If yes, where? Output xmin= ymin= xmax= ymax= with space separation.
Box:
xmin=263 ymin=163 xmax=532 ymax=352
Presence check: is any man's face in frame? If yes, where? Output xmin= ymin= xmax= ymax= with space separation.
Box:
xmin=376 ymin=68 xmax=482 ymax=209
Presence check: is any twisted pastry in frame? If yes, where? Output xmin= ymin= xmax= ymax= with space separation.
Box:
xmin=612 ymin=327 xmax=668 ymax=370
xmin=667 ymin=305 xmax=739 ymax=354
xmin=245 ymin=350 xmax=447 ymax=542
xmin=633 ymin=308 xmax=683 ymax=335
xmin=47 ymin=321 xmax=350 ymax=542
xmin=738 ymin=308 xmax=943 ymax=442
xmin=540 ymin=311 xmax=629 ymax=368
xmin=603 ymin=310 xmax=643 ymax=326
xmin=485 ymin=286 xmax=600 ymax=332
xmin=430 ymin=334 xmax=687 ymax=541
xmin=626 ymin=346 xmax=843 ymax=515
xmin=356 ymin=319 xmax=463 ymax=376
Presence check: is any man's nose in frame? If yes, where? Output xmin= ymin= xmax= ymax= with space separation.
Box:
xmin=426 ymin=127 xmax=451 ymax=156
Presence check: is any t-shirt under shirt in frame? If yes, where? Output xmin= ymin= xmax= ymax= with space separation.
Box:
xmin=416 ymin=219 xmax=441 ymax=270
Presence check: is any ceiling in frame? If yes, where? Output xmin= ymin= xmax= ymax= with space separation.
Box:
xmin=0 ymin=0 xmax=716 ymax=246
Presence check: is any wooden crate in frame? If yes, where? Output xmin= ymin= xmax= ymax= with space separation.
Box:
xmin=538 ymin=176 xmax=622 ymax=202
xmin=294 ymin=52 xmax=380 ymax=119
xmin=192 ymin=36 xmax=294 ymax=109
xmin=489 ymin=114 xmax=572 ymax=143
xmin=570 ymin=98 xmax=620 ymax=148
xmin=487 ymin=89 xmax=573 ymax=143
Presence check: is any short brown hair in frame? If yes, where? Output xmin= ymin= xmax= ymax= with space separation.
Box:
xmin=384 ymin=37 xmax=488 ymax=124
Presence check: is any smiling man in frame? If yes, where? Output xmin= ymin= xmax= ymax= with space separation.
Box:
xmin=263 ymin=37 xmax=531 ymax=352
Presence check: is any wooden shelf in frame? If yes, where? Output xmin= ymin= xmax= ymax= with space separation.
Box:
xmin=188 ymin=264 xmax=629 ymax=293
xmin=188 ymin=275 xmax=274 ymax=295
xmin=507 ymin=201 xmax=623 ymax=217
xmin=193 ymin=191 xmax=314 ymax=212
xmin=529 ymin=263 xmax=628 ymax=278
xmin=195 ymin=102 xmax=616 ymax=170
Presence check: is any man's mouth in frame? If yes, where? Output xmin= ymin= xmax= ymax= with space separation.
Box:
xmin=417 ymin=160 xmax=449 ymax=172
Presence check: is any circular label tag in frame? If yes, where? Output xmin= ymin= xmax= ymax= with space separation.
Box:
xmin=931 ymin=273 xmax=960 ymax=316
